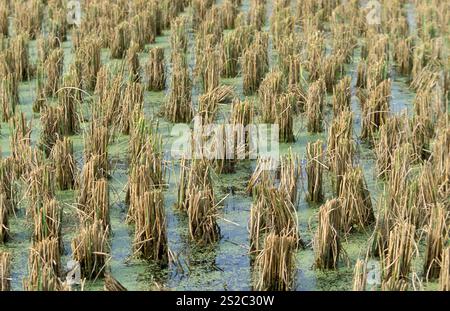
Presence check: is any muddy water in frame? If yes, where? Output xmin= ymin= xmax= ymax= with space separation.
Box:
xmin=0 ymin=1 xmax=439 ymax=291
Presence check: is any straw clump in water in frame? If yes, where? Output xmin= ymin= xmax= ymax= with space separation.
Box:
xmin=23 ymin=237 xmax=65 ymax=291
xmin=254 ymin=231 xmax=297 ymax=291
xmin=133 ymin=189 xmax=168 ymax=266
xmin=242 ymin=32 xmax=269 ymax=95
xmin=0 ymin=251 xmax=10 ymax=291
xmin=164 ymin=52 xmax=193 ymax=123
xmin=146 ymin=47 xmax=166 ymax=91
xmin=314 ymin=198 xmax=342 ymax=270
xmin=306 ymin=140 xmax=324 ymax=203
xmin=423 ymin=204 xmax=448 ymax=281
xmin=50 ymin=137 xmax=76 ymax=191
xmin=71 ymin=219 xmax=110 ymax=280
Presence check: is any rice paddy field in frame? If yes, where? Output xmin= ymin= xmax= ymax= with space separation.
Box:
xmin=0 ymin=0 xmax=449 ymax=291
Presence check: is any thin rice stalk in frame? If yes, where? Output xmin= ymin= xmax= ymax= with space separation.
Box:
xmin=8 ymin=113 xmax=32 ymax=176
xmin=82 ymin=178 xmax=110 ymax=229
xmin=48 ymin=6 xmax=68 ymax=43
xmin=221 ymin=30 xmax=241 ymax=78
xmin=211 ymin=124 xmax=239 ymax=174
xmin=386 ymin=143 xmax=416 ymax=223
xmin=249 ymin=186 xmax=269 ymax=253
xmin=284 ymin=52 xmax=305 ymax=88
xmin=196 ymin=6 xmax=224 ymax=48
xmin=276 ymin=33 xmax=301 ymax=75
xmin=410 ymin=114 xmax=433 ymax=162
xmin=103 ymin=72 xmax=124 ymax=128
xmin=230 ymin=98 xmax=254 ymax=128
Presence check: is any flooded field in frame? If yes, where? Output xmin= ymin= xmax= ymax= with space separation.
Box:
xmin=0 ymin=0 xmax=448 ymax=291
